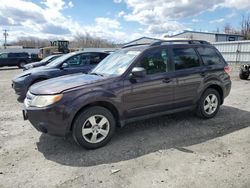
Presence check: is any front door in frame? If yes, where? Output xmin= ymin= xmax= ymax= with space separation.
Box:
xmin=123 ymin=48 xmax=176 ymax=119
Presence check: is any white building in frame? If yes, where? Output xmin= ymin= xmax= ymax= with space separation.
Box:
xmin=168 ymin=30 xmax=243 ymax=43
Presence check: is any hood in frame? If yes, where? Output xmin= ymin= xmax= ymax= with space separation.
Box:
xmin=26 ymin=61 xmax=46 ymax=68
xmin=13 ymin=66 xmax=52 ymax=80
xmin=29 ymin=73 xmax=107 ymax=95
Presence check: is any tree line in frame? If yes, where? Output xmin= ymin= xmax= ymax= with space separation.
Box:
xmin=10 ymin=34 xmax=118 ymax=48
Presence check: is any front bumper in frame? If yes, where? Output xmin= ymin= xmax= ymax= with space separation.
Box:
xmin=24 ymin=104 xmax=71 ymax=137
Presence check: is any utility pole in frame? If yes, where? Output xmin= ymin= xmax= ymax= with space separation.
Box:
xmin=3 ymin=29 xmax=8 ymax=49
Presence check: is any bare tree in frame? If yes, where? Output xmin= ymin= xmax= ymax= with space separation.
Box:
xmin=71 ymin=33 xmax=117 ymax=48
xmin=241 ymin=15 xmax=250 ymax=40
xmin=10 ymin=34 xmax=118 ymax=48
xmin=11 ymin=37 xmax=50 ymax=48
xmin=224 ymin=23 xmax=233 ymax=34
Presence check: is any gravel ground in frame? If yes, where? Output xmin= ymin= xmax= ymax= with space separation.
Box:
xmin=0 ymin=67 xmax=249 ymax=188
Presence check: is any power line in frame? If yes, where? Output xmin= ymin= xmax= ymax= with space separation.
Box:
xmin=3 ymin=29 xmax=8 ymax=49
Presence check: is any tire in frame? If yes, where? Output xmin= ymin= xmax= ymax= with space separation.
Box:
xmin=72 ymin=106 xmax=116 ymax=149
xmin=18 ymin=61 xmax=26 ymax=69
xmin=196 ymin=88 xmax=221 ymax=119
xmin=239 ymin=69 xmax=249 ymax=80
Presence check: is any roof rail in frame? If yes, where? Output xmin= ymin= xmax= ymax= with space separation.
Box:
xmin=122 ymin=39 xmax=210 ymax=49
xmin=150 ymin=39 xmax=210 ymax=46
xmin=122 ymin=43 xmax=151 ymax=49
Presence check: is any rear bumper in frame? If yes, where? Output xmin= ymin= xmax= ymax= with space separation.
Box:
xmin=223 ymin=80 xmax=231 ymax=99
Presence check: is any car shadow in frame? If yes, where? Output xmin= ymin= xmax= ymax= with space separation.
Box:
xmin=36 ymin=105 xmax=250 ymax=167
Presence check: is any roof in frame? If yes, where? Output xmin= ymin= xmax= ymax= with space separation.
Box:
xmin=170 ymin=30 xmax=243 ymax=37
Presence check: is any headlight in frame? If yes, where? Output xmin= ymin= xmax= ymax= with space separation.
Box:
xmin=29 ymin=94 xmax=63 ymax=107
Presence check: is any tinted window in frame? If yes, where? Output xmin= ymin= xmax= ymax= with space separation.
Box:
xmin=14 ymin=53 xmax=28 ymax=57
xmin=8 ymin=53 xmax=16 ymax=58
xmin=197 ymin=47 xmax=223 ymax=65
xmin=0 ymin=53 xmax=8 ymax=58
xmin=65 ymin=54 xmax=83 ymax=67
xmin=100 ymin=53 xmax=109 ymax=59
xmin=89 ymin=53 xmax=104 ymax=65
xmin=173 ymin=48 xmax=200 ymax=70
xmin=137 ymin=49 xmax=170 ymax=75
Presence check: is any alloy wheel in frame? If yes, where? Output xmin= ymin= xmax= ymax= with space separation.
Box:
xmin=82 ymin=115 xmax=110 ymax=143
xmin=203 ymin=94 xmax=218 ymax=115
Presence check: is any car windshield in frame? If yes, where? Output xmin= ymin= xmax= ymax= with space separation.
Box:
xmin=91 ymin=50 xmax=141 ymax=76
xmin=40 ymin=55 xmax=55 ymax=63
xmin=46 ymin=53 xmax=75 ymax=67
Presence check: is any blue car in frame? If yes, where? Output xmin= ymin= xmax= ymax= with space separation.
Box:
xmin=12 ymin=51 xmax=109 ymax=102
xmin=23 ymin=54 xmax=62 ymax=70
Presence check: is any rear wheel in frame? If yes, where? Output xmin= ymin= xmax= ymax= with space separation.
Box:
xmin=196 ymin=88 xmax=221 ymax=119
xmin=72 ymin=106 xmax=116 ymax=149
xmin=18 ymin=61 xmax=26 ymax=69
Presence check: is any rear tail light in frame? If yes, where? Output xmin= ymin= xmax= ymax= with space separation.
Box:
xmin=224 ymin=65 xmax=231 ymax=74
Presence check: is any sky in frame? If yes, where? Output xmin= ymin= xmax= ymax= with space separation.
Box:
xmin=0 ymin=0 xmax=249 ymax=45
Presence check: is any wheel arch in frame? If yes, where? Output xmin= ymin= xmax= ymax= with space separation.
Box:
xmin=204 ymin=84 xmax=224 ymax=105
xmin=70 ymin=101 xmax=120 ymax=131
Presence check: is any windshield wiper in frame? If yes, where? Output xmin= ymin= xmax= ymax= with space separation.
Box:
xmin=89 ymin=72 xmax=104 ymax=77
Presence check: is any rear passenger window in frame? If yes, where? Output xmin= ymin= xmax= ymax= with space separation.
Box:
xmin=173 ymin=48 xmax=200 ymax=70
xmin=137 ymin=49 xmax=170 ymax=75
xmin=197 ymin=47 xmax=222 ymax=65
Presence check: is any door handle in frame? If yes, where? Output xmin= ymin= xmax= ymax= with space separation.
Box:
xmin=163 ymin=78 xmax=172 ymax=83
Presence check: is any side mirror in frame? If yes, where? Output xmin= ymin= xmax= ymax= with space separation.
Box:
xmin=131 ymin=67 xmax=146 ymax=78
xmin=61 ymin=62 xmax=69 ymax=69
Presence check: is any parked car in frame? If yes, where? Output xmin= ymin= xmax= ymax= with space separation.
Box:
xmin=23 ymin=40 xmax=231 ymax=149
xmin=23 ymin=54 xmax=62 ymax=70
xmin=239 ymin=64 xmax=250 ymax=80
xmin=12 ymin=51 xmax=109 ymax=102
xmin=0 ymin=52 xmax=31 ymax=68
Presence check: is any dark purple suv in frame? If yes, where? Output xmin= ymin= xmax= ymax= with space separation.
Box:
xmin=23 ymin=40 xmax=231 ymax=149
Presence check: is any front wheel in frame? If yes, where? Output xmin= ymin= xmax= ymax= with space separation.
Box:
xmin=196 ymin=89 xmax=221 ymax=119
xmin=72 ymin=106 xmax=116 ymax=149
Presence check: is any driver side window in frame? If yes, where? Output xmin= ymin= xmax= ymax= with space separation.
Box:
xmin=65 ymin=54 xmax=82 ymax=67
xmin=136 ymin=48 xmax=170 ymax=75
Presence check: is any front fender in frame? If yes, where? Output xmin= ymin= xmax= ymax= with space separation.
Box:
xmin=63 ymin=88 xmax=121 ymax=130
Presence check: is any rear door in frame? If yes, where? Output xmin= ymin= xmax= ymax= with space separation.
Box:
xmin=170 ymin=46 xmax=204 ymax=108
xmin=123 ymin=47 xmax=176 ymax=118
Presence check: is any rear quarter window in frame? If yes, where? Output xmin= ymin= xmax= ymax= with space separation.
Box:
xmin=197 ymin=47 xmax=224 ymax=65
